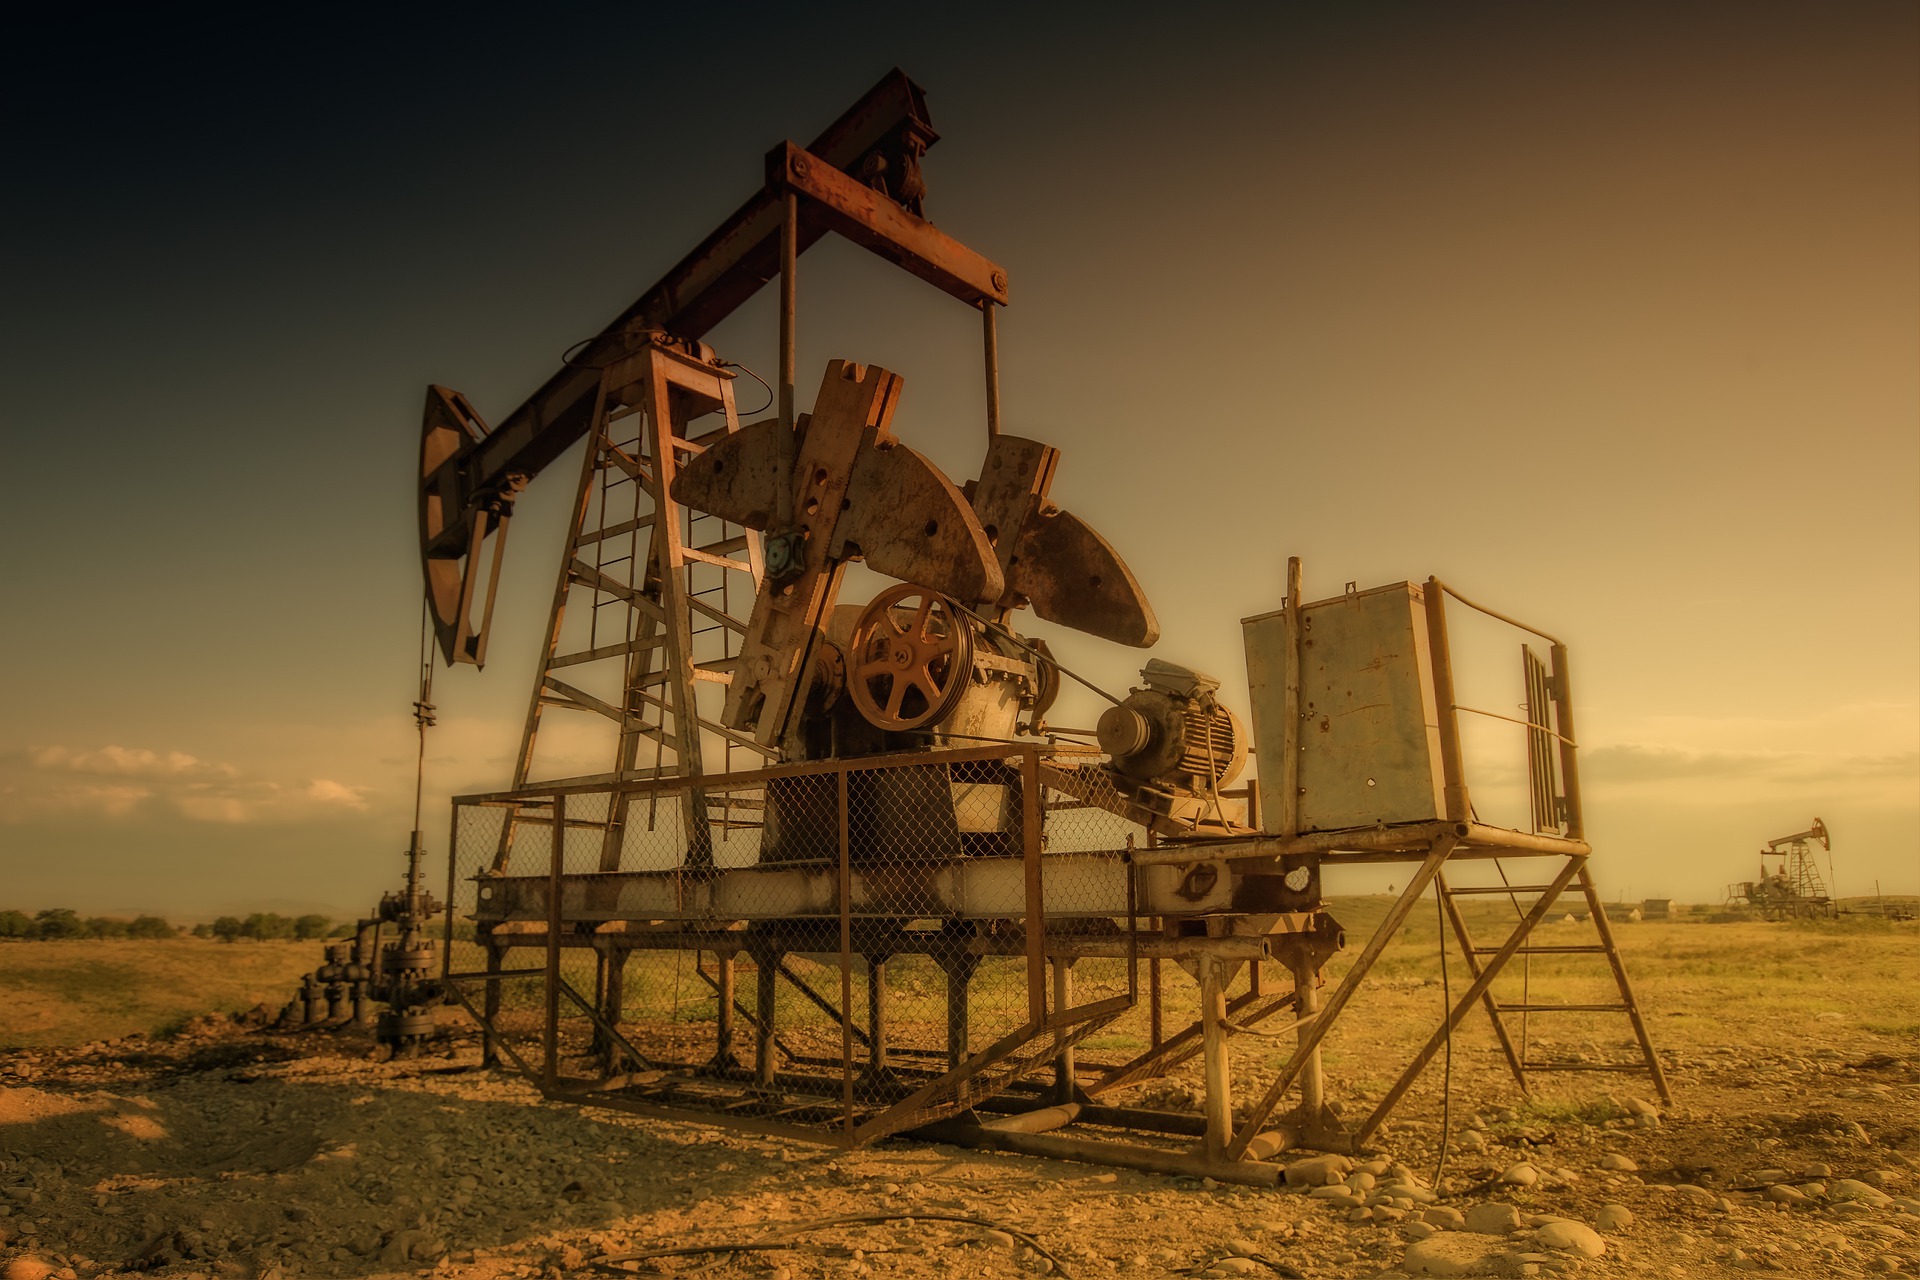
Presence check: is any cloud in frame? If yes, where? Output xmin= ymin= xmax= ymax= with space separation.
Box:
xmin=27 ymin=744 xmax=236 ymax=779
xmin=1 ymin=745 xmax=386 ymax=825
xmin=173 ymin=795 xmax=254 ymax=824
xmin=0 ymin=780 xmax=153 ymax=818
xmin=1584 ymin=744 xmax=1919 ymax=785
xmin=305 ymin=779 xmax=370 ymax=810
xmin=1578 ymin=742 xmax=1920 ymax=811
xmin=1601 ymin=702 xmax=1920 ymax=761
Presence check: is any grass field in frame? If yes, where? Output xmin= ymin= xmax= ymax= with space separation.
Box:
xmin=2 ymin=903 xmax=1916 ymax=1280
xmin=1277 ymin=897 xmax=1920 ymax=1112
xmin=0 ymin=938 xmax=318 ymax=1048
xmin=3 ymin=902 xmax=1917 ymax=1069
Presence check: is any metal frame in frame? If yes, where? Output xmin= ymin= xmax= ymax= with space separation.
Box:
xmin=420 ymin=70 xmax=1009 ymax=667
xmin=436 ymin=575 xmax=1665 ymax=1178
xmin=446 ymin=745 xmax=1141 ymax=1150
xmin=489 ymin=338 xmax=767 ymax=877
xmin=412 ymin=69 xmax=1667 ymax=1179
xmin=1114 ymin=572 xmax=1668 ymax=1164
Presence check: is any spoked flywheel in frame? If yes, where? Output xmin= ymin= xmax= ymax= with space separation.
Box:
xmin=847 ymin=584 xmax=975 ymax=731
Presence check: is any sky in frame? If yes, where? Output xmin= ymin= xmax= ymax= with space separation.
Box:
xmin=1 ymin=2 xmax=1915 ymax=919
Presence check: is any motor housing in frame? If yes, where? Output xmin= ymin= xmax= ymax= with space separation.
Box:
xmin=1097 ymin=660 xmax=1246 ymax=793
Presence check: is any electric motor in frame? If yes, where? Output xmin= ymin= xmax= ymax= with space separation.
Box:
xmin=1096 ymin=660 xmax=1246 ymax=792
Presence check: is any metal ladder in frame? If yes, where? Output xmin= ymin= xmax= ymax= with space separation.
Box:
xmin=488 ymin=338 xmax=770 ymax=875
xmin=1436 ymin=858 xmax=1671 ymax=1104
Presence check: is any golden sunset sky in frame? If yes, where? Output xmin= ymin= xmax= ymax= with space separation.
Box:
xmin=2 ymin=3 xmax=1914 ymax=915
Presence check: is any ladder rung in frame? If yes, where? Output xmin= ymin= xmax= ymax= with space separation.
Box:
xmin=1471 ymin=945 xmax=1608 ymax=955
xmin=1494 ymin=1003 xmax=1629 ymax=1013
xmin=1521 ymin=1062 xmax=1651 ymax=1073
xmin=575 ymin=516 xmax=655 ymax=547
xmin=1446 ymin=885 xmax=1560 ymax=895
xmin=548 ymin=637 xmax=666 ymax=670
xmin=679 ymin=545 xmax=753 ymax=573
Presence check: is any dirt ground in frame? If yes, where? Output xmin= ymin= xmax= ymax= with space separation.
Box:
xmin=2 ymin=916 xmax=1916 ymax=1280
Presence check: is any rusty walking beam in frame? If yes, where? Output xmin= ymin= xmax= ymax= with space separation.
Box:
xmin=422 ymin=69 xmax=1008 ymax=566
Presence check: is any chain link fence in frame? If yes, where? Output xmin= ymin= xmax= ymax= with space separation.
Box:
xmin=442 ymin=746 xmax=1170 ymax=1146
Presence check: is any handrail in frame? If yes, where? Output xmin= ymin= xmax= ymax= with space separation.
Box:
xmin=1451 ymin=703 xmax=1577 ymax=747
xmin=1432 ymin=578 xmax=1562 ymax=646
xmin=454 ymin=740 xmax=1050 ymax=804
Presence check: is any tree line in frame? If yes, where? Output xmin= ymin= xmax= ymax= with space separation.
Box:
xmin=0 ymin=908 xmax=346 ymax=942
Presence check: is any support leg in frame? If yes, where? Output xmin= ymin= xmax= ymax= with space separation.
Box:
xmin=1200 ymin=958 xmax=1232 ymax=1160
xmin=941 ymin=951 xmax=979 ymax=1070
xmin=1148 ymin=957 xmax=1163 ymax=1048
xmin=1053 ymin=957 xmax=1078 ymax=1103
xmin=1435 ymin=868 xmax=1529 ymax=1091
xmin=864 ymin=955 xmax=890 ymax=1084
xmin=714 ymin=951 xmax=737 ymax=1067
xmin=1352 ymin=853 xmax=1587 ymax=1146
xmin=1577 ymin=864 xmax=1673 ymax=1103
xmin=1227 ymin=835 xmax=1460 ymax=1159
xmin=1286 ymin=945 xmax=1326 ymax=1130
xmin=482 ymin=944 xmax=504 ymax=1068
xmin=754 ymin=945 xmax=781 ymax=1086
xmin=590 ymin=944 xmax=612 ymax=1063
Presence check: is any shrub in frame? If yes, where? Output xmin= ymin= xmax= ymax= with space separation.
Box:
xmin=128 ymin=915 xmax=176 ymax=939
xmin=0 ymin=909 xmax=34 ymax=939
xmin=210 ymin=916 xmax=244 ymax=943
xmin=33 ymin=908 xmax=85 ymax=940
xmin=241 ymin=913 xmax=294 ymax=941
xmin=293 ymin=914 xmax=331 ymax=941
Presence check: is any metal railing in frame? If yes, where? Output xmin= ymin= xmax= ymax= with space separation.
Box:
xmin=441 ymin=744 xmax=1141 ymax=1146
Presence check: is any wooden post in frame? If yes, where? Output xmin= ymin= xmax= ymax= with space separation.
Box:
xmin=1200 ymin=958 xmax=1232 ymax=1159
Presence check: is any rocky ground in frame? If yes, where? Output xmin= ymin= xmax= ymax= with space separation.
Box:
xmin=1 ymin=1008 xmax=1917 ymax=1280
